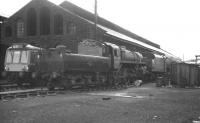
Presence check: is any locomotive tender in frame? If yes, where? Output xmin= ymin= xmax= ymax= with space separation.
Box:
xmin=2 ymin=41 xmax=146 ymax=89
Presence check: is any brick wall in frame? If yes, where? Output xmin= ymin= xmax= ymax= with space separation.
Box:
xmin=1 ymin=0 xmax=105 ymax=53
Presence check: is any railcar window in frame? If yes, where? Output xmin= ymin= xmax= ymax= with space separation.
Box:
xmin=21 ymin=51 xmax=29 ymax=63
xmin=6 ymin=51 xmax=12 ymax=63
xmin=13 ymin=51 xmax=20 ymax=63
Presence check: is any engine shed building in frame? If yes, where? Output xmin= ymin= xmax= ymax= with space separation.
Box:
xmin=0 ymin=15 xmax=8 ymax=78
xmin=0 ymin=0 xmax=175 ymax=60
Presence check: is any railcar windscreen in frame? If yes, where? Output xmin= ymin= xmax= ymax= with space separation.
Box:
xmin=13 ymin=51 xmax=20 ymax=63
xmin=6 ymin=51 xmax=12 ymax=63
xmin=5 ymin=50 xmax=29 ymax=63
xmin=21 ymin=51 xmax=29 ymax=63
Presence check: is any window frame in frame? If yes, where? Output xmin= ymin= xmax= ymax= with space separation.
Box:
xmin=54 ymin=14 xmax=63 ymax=35
xmin=5 ymin=50 xmax=30 ymax=64
xmin=27 ymin=8 xmax=37 ymax=36
xmin=40 ymin=7 xmax=50 ymax=35
xmin=16 ymin=19 xmax=25 ymax=37
xmin=66 ymin=22 xmax=76 ymax=34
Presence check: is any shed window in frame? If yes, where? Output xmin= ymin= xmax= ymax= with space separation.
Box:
xmin=40 ymin=7 xmax=50 ymax=35
xmin=66 ymin=22 xmax=76 ymax=34
xmin=54 ymin=14 xmax=63 ymax=35
xmin=16 ymin=20 xmax=24 ymax=37
xmin=5 ymin=26 xmax=12 ymax=37
xmin=27 ymin=8 xmax=37 ymax=36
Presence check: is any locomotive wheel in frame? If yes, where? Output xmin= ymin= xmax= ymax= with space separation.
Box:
xmin=47 ymin=82 xmax=55 ymax=90
xmin=119 ymin=77 xmax=129 ymax=86
xmin=14 ymin=78 xmax=23 ymax=87
xmin=47 ymin=78 xmax=56 ymax=90
xmin=62 ymin=79 xmax=71 ymax=90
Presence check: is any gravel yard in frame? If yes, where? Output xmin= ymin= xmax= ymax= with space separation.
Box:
xmin=1 ymin=83 xmax=200 ymax=123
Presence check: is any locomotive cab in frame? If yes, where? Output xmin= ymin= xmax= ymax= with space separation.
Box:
xmin=104 ymin=42 xmax=121 ymax=70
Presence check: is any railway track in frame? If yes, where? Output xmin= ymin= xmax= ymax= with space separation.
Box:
xmin=0 ymin=82 xmax=138 ymax=101
xmin=0 ymin=80 xmax=31 ymax=92
xmin=0 ymin=77 xmax=144 ymax=101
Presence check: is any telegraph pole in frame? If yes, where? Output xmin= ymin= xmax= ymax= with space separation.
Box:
xmin=94 ymin=0 xmax=98 ymax=40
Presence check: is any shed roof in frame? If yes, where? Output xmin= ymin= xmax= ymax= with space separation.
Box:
xmin=0 ymin=14 xmax=7 ymax=22
xmin=59 ymin=1 xmax=181 ymax=61
xmin=60 ymin=1 xmax=160 ymax=48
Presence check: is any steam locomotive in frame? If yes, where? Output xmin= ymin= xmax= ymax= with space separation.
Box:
xmin=2 ymin=41 xmax=146 ymax=89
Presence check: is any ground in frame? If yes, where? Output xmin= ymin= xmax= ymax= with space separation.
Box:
xmin=1 ymin=83 xmax=200 ymax=123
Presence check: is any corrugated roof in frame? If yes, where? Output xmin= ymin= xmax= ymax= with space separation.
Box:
xmin=98 ymin=25 xmax=181 ymax=61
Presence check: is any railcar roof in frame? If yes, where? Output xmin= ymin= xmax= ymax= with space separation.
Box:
xmin=8 ymin=43 xmax=41 ymax=50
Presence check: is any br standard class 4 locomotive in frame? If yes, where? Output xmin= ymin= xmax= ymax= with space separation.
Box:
xmin=2 ymin=41 xmax=146 ymax=90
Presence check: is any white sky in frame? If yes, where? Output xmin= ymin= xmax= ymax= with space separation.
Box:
xmin=1 ymin=0 xmax=200 ymax=60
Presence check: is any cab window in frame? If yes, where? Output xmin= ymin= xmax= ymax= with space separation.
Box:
xmin=114 ymin=49 xmax=118 ymax=57
xmin=6 ymin=51 xmax=12 ymax=63
xmin=5 ymin=50 xmax=30 ymax=63
xmin=13 ymin=51 xmax=20 ymax=63
xmin=102 ymin=46 xmax=109 ymax=57
xmin=21 ymin=51 xmax=29 ymax=63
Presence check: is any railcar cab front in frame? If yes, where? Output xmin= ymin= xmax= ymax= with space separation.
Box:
xmin=5 ymin=43 xmax=30 ymax=72
xmin=4 ymin=43 xmax=41 ymax=73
